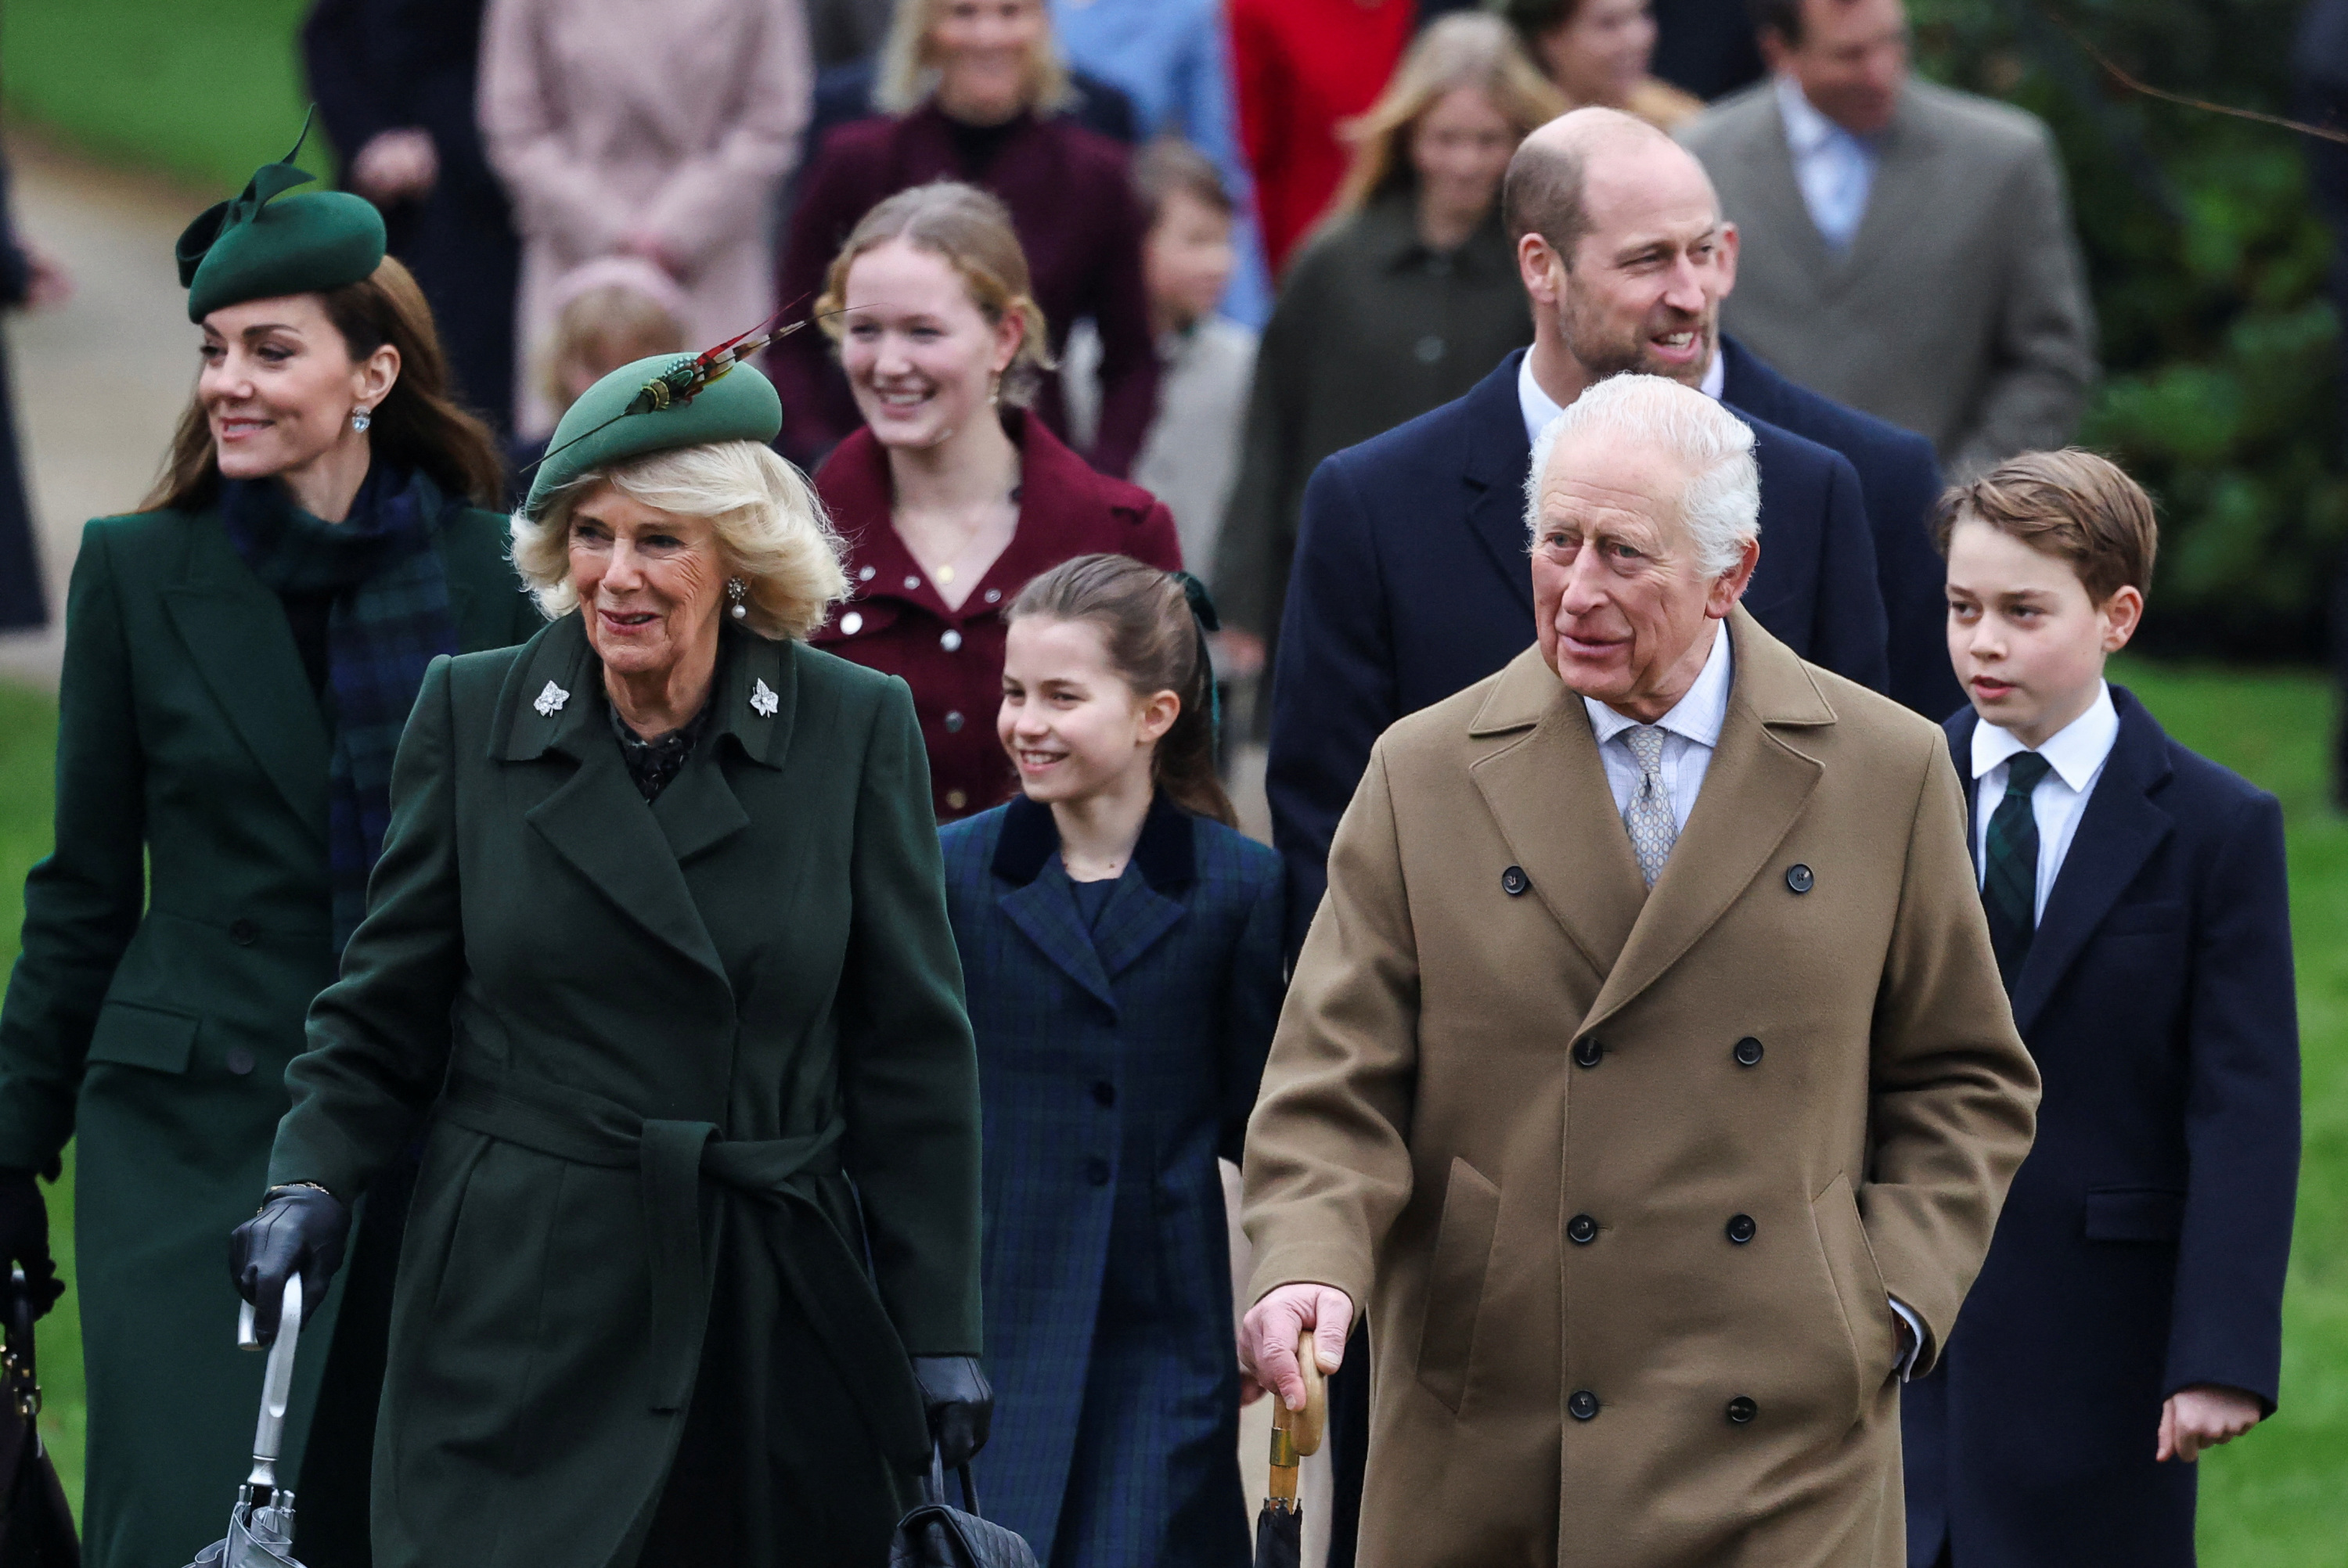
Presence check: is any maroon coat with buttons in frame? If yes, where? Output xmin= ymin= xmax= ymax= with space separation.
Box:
xmin=810 ymin=412 xmax=1182 ymax=822
xmin=772 ymin=103 xmax=1159 ymax=477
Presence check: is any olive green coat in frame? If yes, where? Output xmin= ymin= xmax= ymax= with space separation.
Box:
xmin=267 ymin=613 xmax=984 ymax=1568
xmin=0 ymin=494 xmax=541 ymax=1568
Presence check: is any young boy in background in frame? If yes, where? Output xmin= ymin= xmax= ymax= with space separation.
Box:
xmin=1903 ymin=449 xmax=2301 ymax=1568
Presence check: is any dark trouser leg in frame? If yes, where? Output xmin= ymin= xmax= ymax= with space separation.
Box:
xmin=1322 ymin=1324 xmax=1369 ymax=1568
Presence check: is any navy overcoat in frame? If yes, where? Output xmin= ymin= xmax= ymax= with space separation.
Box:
xmin=1263 ymin=347 xmax=1890 ymax=953
xmin=939 ymin=794 xmax=1285 ymax=1567
xmin=1903 ymin=689 xmax=2301 ymax=1566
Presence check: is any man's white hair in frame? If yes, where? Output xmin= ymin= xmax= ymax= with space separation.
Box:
xmin=1523 ymin=373 xmax=1761 ymax=577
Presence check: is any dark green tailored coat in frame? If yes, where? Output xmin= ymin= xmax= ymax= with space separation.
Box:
xmin=0 ymin=494 xmax=540 ymax=1568
xmin=266 ymin=612 xmax=985 ymax=1568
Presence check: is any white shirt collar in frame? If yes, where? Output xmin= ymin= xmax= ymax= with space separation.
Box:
xmin=1584 ymin=619 xmax=1734 ymax=750
xmin=1518 ymin=350 xmax=1728 ymax=449
xmin=1969 ymin=682 xmax=2120 ymax=791
xmin=1776 ymin=74 xmax=1843 ymax=156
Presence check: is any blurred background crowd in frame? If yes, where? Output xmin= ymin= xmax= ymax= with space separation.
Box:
xmin=0 ymin=0 xmax=2345 ymax=1563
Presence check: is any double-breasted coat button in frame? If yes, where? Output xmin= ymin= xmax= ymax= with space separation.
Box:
xmin=224 ymin=1047 xmax=256 ymax=1076
xmin=1092 ymin=1081 xmax=1115 ymax=1107
xmin=1726 ymin=1396 xmax=1757 ymax=1425
xmin=944 ymin=711 xmax=965 ymax=733
xmin=1734 ymin=1036 xmax=1764 ymax=1066
xmin=1727 ymin=1214 xmax=1756 ymax=1244
xmin=1084 ymin=1157 xmax=1111 ymax=1186
xmin=229 ymin=919 xmax=258 ymax=946
xmin=903 ymin=574 xmax=922 ymax=591
xmin=1500 ymin=865 xmax=1529 ymax=896
xmin=1785 ymin=863 xmax=1815 ymax=894
xmin=1568 ymin=1214 xmax=1598 ymax=1245
xmin=1568 ymin=1390 xmax=1600 ymax=1421
xmin=839 ymin=611 xmax=864 ymax=635
xmin=859 ymin=565 xmax=876 ymax=581
xmin=985 ymin=588 xmax=1002 ymax=604
xmin=940 ymin=629 xmax=964 ymax=652
xmin=1573 ymin=1038 xmax=1603 ymax=1068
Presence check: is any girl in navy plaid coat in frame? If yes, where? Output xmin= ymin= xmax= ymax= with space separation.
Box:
xmin=938 ymin=556 xmax=1286 ymax=1566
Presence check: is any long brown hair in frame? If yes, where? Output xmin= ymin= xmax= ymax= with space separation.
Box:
xmin=1332 ymin=13 xmax=1567 ymax=216
xmin=143 ymin=254 xmax=506 ymax=513
xmin=1007 ymin=554 xmax=1235 ymax=828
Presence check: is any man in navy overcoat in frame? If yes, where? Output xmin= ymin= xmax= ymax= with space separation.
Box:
xmin=1266 ymin=110 xmax=1894 ymax=951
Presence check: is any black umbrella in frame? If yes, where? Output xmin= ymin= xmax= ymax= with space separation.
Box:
xmin=182 ymin=1275 xmax=306 ymax=1568
xmin=1251 ymin=1333 xmax=1327 ymax=1568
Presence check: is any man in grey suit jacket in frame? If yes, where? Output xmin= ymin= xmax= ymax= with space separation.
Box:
xmin=1676 ymin=0 xmax=2098 ymax=479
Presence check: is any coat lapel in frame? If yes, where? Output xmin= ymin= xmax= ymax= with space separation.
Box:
xmin=2007 ymin=691 xmax=2174 ymax=1034
xmin=1744 ymin=94 xmax=1842 ymax=294
xmin=1467 ymin=647 xmax=1648 ymax=980
xmin=1457 ymin=354 xmax=1541 ymax=620
xmin=1582 ymin=612 xmax=1832 ymax=1036
xmin=992 ymin=796 xmax=1120 ymax=1014
xmin=1089 ymin=805 xmax=1195 ymax=980
xmin=651 ymin=631 xmax=796 ymax=865
xmin=498 ymin=616 xmax=731 ymax=987
xmin=1835 ymin=88 xmax=1939 ymax=290
xmin=162 ymin=513 xmax=333 ymax=844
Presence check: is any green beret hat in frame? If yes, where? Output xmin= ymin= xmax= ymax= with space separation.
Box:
xmin=178 ymin=116 xmax=386 ymax=322
xmin=522 ymin=353 xmax=784 ymax=520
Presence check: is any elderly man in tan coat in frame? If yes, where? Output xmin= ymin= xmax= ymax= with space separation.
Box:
xmin=1238 ymin=374 xmax=2040 ymax=1566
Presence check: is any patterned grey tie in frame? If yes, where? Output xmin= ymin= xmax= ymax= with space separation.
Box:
xmin=1622 ymin=725 xmax=1676 ymax=887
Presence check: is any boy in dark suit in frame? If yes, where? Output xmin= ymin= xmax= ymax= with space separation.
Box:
xmin=1904 ymin=450 xmax=2301 ymax=1567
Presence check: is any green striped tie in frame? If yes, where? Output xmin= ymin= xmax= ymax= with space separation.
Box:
xmin=1983 ymin=751 xmax=2051 ymax=987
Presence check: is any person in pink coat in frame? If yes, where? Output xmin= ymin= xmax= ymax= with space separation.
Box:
xmin=479 ymin=0 xmax=812 ymax=438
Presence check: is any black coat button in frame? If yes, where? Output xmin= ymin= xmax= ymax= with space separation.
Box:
xmin=1573 ymin=1038 xmax=1603 ymax=1069
xmin=1727 ymin=1396 xmax=1757 ymax=1425
xmin=1785 ymin=864 xmax=1814 ymax=894
xmin=1727 ymin=1214 xmax=1757 ymax=1244
xmin=1501 ymin=865 xmax=1529 ymax=897
xmin=1092 ymin=1081 xmax=1115 ymax=1107
xmin=1568 ymin=1214 xmax=1598 ymax=1245
xmin=229 ymin=919 xmax=258 ymax=946
xmin=1734 ymin=1037 xmax=1764 ymax=1066
xmin=1568 ymin=1390 xmax=1600 ymax=1421
xmin=224 ymin=1047 xmax=256 ymax=1076
xmin=1084 ymin=1158 xmax=1111 ymax=1186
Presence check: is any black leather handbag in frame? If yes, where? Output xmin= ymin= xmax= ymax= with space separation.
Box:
xmin=887 ymin=1451 xmax=1035 ymax=1568
xmin=0 ymin=1270 xmax=77 ymax=1567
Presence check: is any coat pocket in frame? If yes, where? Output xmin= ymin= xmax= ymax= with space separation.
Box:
xmin=1415 ymin=1156 xmax=1501 ymax=1415
xmin=85 ymin=1001 xmax=200 ymax=1075
xmin=2083 ymin=1186 xmax=2187 ymax=1243
xmin=1810 ymin=1172 xmax=1896 ymax=1427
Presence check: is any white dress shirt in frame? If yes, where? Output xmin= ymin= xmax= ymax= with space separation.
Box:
xmin=1517 ymin=347 xmax=1727 ymax=452
xmin=1775 ymin=74 xmax=1882 ymax=253
xmin=1970 ymin=682 xmax=2122 ymax=919
xmin=1583 ymin=620 xmax=1733 ymax=833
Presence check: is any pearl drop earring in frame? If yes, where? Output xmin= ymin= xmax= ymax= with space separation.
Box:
xmin=351 ymin=408 xmax=372 ymax=433
xmin=726 ymin=577 xmax=749 ymax=620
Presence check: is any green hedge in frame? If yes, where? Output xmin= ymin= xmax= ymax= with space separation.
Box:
xmin=1915 ymin=0 xmax=2348 ymax=656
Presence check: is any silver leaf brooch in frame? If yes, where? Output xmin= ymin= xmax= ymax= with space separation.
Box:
xmin=750 ymin=678 xmax=780 ymax=718
xmin=533 ymin=680 xmax=569 ymax=717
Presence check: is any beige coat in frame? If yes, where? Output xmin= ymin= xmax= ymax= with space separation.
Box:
xmin=479 ymin=0 xmax=811 ymax=436
xmin=1241 ymin=611 xmax=2040 ymax=1567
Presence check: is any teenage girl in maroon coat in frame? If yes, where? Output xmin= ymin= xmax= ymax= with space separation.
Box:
xmin=807 ymin=182 xmax=1179 ymax=822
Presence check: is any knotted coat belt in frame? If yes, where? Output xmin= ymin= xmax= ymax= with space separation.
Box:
xmin=438 ymin=1067 xmax=931 ymax=1465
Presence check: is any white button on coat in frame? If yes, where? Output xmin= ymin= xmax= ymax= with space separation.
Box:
xmin=903 ymin=575 xmax=922 ymax=591
xmin=840 ymin=611 xmax=864 ymax=635
xmin=940 ymin=629 xmax=963 ymax=653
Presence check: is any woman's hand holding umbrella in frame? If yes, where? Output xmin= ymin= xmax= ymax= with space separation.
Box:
xmin=227 ymin=1184 xmax=350 ymax=1344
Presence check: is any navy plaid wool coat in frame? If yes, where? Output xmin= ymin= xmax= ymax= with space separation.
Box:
xmin=939 ymin=793 xmax=1286 ymax=1566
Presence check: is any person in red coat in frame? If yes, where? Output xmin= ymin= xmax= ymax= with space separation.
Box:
xmin=1230 ymin=0 xmax=1415 ymax=275
xmin=807 ymin=182 xmax=1180 ymax=822
xmin=774 ymin=0 xmax=1159 ymax=477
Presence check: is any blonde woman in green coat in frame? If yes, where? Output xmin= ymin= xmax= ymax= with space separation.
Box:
xmin=231 ymin=353 xmax=990 ymax=1566
xmin=0 ymin=139 xmax=542 ymax=1568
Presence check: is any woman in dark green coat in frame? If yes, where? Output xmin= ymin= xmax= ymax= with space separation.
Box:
xmin=0 ymin=138 xmax=542 ymax=1568
xmin=232 ymin=351 xmax=990 ymax=1567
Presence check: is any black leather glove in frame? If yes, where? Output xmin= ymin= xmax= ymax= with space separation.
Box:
xmin=913 ymin=1354 xmax=993 ymax=1467
xmin=0 ymin=1169 xmax=63 ymax=1319
xmin=228 ymin=1185 xmax=350 ymax=1343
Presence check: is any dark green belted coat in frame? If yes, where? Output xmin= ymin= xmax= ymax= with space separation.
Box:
xmin=0 ymin=491 xmax=541 ymax=1568
xmin=266 ymin=612 xmax=985 ymax=1568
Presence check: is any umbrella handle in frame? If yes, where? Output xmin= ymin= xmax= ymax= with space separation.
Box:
xmin=1266 ymin=1329 xmax=1329 ymax=1504
xmin=243 ymin=1274 xmax=302 ymax=1495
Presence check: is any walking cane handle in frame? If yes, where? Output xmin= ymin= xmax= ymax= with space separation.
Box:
xmin=1289 ymin=1329 xmax=1327 ymax=1456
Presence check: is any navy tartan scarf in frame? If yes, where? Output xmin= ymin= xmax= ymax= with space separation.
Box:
xmin=222 ymin=466 xmax=460 ymax=951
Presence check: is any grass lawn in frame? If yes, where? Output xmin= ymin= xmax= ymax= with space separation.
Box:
xmin=0 ymin=659 xmax=2343 ymax=1551
xmin=2 ymin=0 xmax=318 ymax=191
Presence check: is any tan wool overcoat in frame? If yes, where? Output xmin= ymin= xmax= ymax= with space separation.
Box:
xmin=1241 ymin=610 xmax=2041 ymax=1568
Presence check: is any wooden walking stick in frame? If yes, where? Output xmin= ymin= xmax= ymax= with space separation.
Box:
xmin=1267 ymin=1330 xmax=1327 ymax=1509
